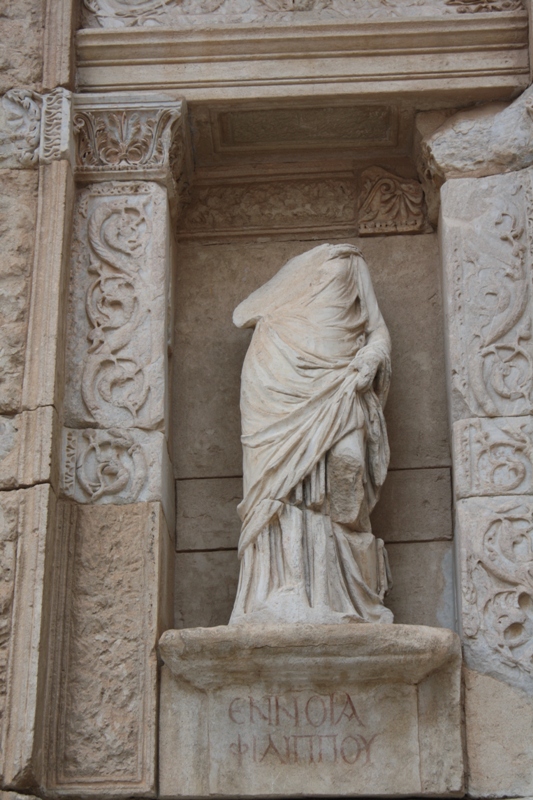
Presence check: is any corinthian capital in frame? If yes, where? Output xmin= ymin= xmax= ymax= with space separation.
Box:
xmin=73 ymin=92 xmax=191 ymax=209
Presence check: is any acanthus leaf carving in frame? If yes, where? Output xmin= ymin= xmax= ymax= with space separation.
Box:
xmin=358 ymin=167 xmax=429 ymax=235
xmin=74 ymin=107 xmax=181 ymax=172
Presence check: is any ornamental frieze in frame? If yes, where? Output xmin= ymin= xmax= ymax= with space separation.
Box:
xmin=81 ymin=0 xmax=525 ymax=26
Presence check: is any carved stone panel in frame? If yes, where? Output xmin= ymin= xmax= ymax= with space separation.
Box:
xmin=454 ymin=417 xmax=533 ymax=499
xmin=64 ymin=181 xmax=170 ymax=432
xmin=0 ymin=89 xmax=72 ymax=170
xmin=457 ymin=495 xmax=533 ymax=694
xmin=441 ymin=169 xmax=533 ymax=420
xmin=0 ymin=407 xmax=59 ymax=491
xmin=60 ymin=427 xmax=173 ymax=525
xmin=180 ymin=178 xmax=358 ymax=239
xmin=46 ymin=501 xmax=173 ymax=796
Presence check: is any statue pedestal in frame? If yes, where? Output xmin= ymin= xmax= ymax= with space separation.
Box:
xmin=159 ymin=624 xmax=463 ymax=798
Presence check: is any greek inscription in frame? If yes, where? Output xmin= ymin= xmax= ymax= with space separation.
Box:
xmin=227 ymin=691 xmax=379 ymax=767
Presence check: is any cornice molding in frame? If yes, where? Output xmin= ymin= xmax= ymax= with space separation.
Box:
xmin=76 ymin=15 xmax=529 ymax=100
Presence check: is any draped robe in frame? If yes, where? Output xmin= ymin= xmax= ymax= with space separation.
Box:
xmin=229 ymin=243 xmax=393 ymax=625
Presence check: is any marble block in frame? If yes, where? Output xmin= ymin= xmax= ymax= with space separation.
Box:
xmin=159 ymin=624 xmax=463 ymax=799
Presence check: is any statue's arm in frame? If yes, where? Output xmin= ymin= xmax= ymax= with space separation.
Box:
xmin=352 ymin=257 xmax=391 ymax=392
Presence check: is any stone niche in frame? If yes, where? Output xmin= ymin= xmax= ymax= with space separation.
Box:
xmin=171 ymin=102 xmax=454 ymax=636
xmin=162 ymin=99 xmax=462 ymax=798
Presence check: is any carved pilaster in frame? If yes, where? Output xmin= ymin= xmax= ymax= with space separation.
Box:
xmin=43 ymin=92 xmax=186 ymax=798
xmin=427 ymin=96 xmax=533 ymax=699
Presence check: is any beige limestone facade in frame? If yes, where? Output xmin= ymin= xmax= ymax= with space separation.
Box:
xmin=0 ymin=0 xmax=533 ymax=798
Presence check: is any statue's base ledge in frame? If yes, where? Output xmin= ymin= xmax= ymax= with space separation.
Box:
xmin=159 ymin=624 xmax=464 ymax=799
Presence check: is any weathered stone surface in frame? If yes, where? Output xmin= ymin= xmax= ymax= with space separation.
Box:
xmin=159 ymin=624 xmax=463 ymax=798
xmin=0 ymin=406 xmax=59 ymax=491
xmin=22 ymin=160 xmax=74 ymax=412
xmin=386 ymin=541 xmax=455 ymax=628
xmin=456 ymin=495 xmax=533 ymax=694
xmin=177 ymin=477 xmax=243 ymax=551
xmin=370 ymin=468 xmax=452 ymax=542
xmin=64 ymin=181 xmax=171 ymax=432
xmin=175 ymin=550 xmax=240 ymax=629
xmin=61 ymin=427 xmax=174 ymax=530
xmin=0 ymin=1 xmax=44 ymax=94
xmin=423 ymin=86 xmax=533 ymax=183
xmin=454 ymin=416 xmax=533 ymax=499
xmin=174 ymin=234 xmax=449 ymax=477
xmin=0 ymin=170 xmax=37 ymax=413
xmin=464 ymin=668 xmax=533 ymax=798
xmin=441 ymin=169 xmax=533 ymax=421
xmin=1 ymin=484 xmax=57 ymax=791
xmin=45 ymin=501 xmax=172 ymax=796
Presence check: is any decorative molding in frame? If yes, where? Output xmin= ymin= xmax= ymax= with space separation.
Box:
xmin=458 ymin=496 xmax=533 ymax=693
xmin=179 ymin=177 xmax=357 ymax=238
xmin=454 ymin=417 xmax=533 ymax=498
xmin=358 ymin=167 xmax=430 ymax=235
xmin=40 ymin=88 xmax=73 ymax=165
xmin=446 ymin=0 xmax=523 ymax=10
xmin=0 ymin=88 xmax=73 ymax=169
xmin=179 ymin=169 xmax=429 ymax=239
xmin=81 ymin=0 xmax=525 ymax=26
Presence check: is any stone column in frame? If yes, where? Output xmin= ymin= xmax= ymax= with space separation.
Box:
xmin=40 ymin=92 xmax=189 ymax=798
xmin=422 ymin=86 xmax=533 ymax=797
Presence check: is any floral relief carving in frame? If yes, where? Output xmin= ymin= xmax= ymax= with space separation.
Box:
xmin=358 ymin=167 xmax=429 ymax=235
xmin=40 ymin=88 xmax=72 ymax=164
xmin=460 ymin=498 xmax=533 ymax=690
xmin=81 ymin=0 xmax=524 ymax=25
xmin=64 ymin=428 xmax=148 ymax=504
xmin=64 ymin=182 xmax=170 ymax=431
xmin=454 ymin=418 xmax=533 ymax=499
xmin=448 ymin=176 xmax=533 ymax=418
xmin=80 ymin=195 xmax=153 ymax=426
xmin=0 ymin=89 xmax=41 ymax=168
xmin=180 ymin=179 xmax=357 ymax=236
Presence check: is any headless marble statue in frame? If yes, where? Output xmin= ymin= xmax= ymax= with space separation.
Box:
xmin=230 ymin=243 xmax=393 ymax=625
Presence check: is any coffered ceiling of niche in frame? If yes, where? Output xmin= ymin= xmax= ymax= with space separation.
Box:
xmin=190 ymin=103 xmax=413 ymax=170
